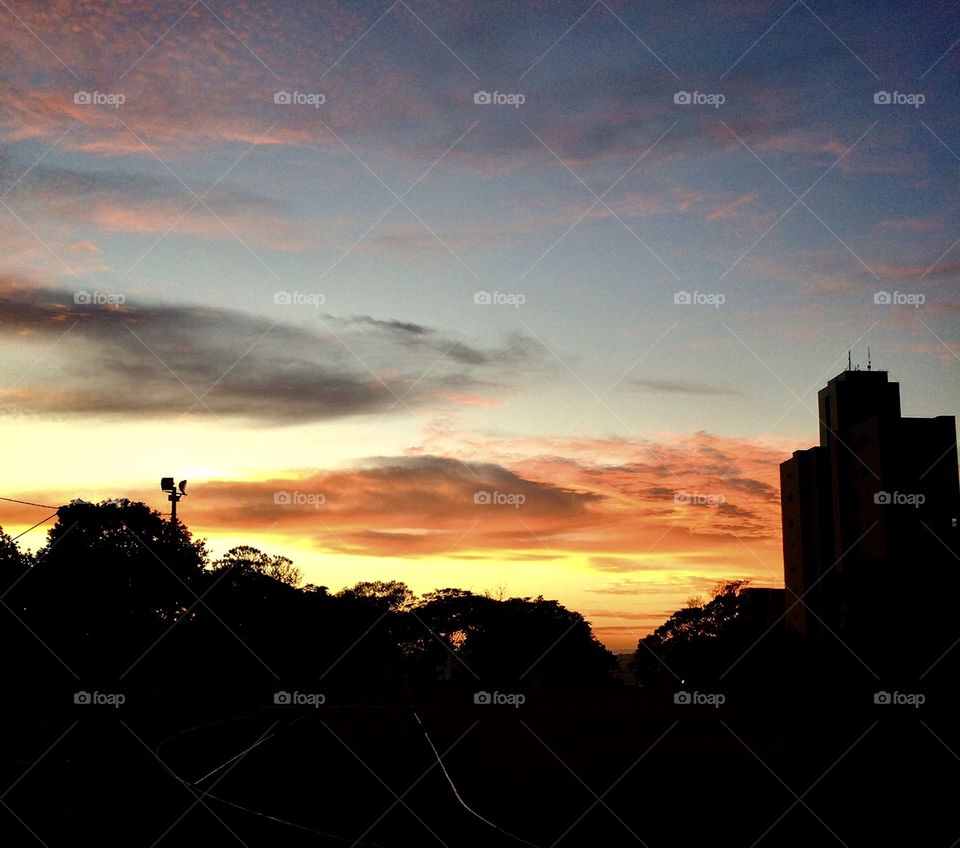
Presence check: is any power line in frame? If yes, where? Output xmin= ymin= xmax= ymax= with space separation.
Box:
xmin=157 ymin=705 xmax=541 ymax=847
xmin=412 ymin=708 xmax=541 ymax=848
xmin=156 ymin=713 xmax=388 ymax=848
xmin=0 ymin=496 xmax=58 ymax=509
xmin=11 ymin=511 xmax=59 ymax=542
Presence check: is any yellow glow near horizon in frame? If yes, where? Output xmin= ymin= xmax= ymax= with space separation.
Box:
xmin=0 ymin=418 xmax=786 ymax=652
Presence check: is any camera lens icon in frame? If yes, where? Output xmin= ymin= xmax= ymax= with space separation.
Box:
xmin=474 ymin=91 xmax=492 ymax=105
xmin=273 ymin=91 xmax=292 ymax=105
xmin=74 ymin=691 xmax=91 ymax=704
xmin=874 ymin=91 xmax=891 ymax=105
xmin=674 ymin=691 xmax=691 ymax=704
xmin=274 ymin=691 xmax=292 ymax=705
xmin=874 ymin=691 xmax=891 ymax=704
xmin=474 ymin=691 xmax=492 ymax=704
xmin=673 ymin=91 xmax=691 ymax=105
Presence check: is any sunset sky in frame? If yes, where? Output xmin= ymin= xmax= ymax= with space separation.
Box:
xmin=1 ymin=0 xmax=958 ymax=649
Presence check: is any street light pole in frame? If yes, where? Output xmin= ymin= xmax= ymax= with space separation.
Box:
xmin=160 ymin=477 xmax=188 ymax=523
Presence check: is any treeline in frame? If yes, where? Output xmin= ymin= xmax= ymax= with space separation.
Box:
xmin=633 ymin=577 xmax=960 ymax=685
xmin=631 ymin=581 xmax=801 ymax=687
xmin=0 ymin=500 xmax=617 ymax=707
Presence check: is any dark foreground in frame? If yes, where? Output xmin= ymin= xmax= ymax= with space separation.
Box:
xmin=4 ymin=683 xmax=957 ymax=847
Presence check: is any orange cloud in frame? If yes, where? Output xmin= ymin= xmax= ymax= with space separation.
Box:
xmin=11 ymin=432 xmax=788 ymax=566
xmin=2 ymin=434 xmax=792 ymax=650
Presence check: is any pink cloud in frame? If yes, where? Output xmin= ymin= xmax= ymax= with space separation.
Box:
xmin=873 ymin=259 xmax=960 ymax=280
xmin=756 ymin=130 xmax=849 ymax=158
xmin=706 ymin=190 xmax=760 ymax=221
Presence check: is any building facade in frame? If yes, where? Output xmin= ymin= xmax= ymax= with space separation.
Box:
xmin=780 ymin=368 xmax=959 ymax=655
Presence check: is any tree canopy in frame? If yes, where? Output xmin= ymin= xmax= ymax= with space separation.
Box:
xmin=0 ymin=500 xmax=617 ymax=702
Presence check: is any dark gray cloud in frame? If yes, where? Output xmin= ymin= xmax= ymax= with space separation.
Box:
xmin=630 ymin=378 xmax=739 ymax=396
xmin=640 ymin=486 xmax=677 ymax=499
xmin=0 ymin=160 xmax=288 ymax=218
xmin=719 ymin=476 xmax=778 ymax=501
xmin=0 ymin=279 xmax=543 ymax=424
xmin=717 ymin=502 xmax=759 ymax=519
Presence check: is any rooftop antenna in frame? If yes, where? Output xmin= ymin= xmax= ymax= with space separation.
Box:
xmin=867 ymin=347 xmax=872 ymax=371
xmin=160 ymin=477 xmax=188 ymax=523
xmin=847 ymin=350 xmax=852 ymax=371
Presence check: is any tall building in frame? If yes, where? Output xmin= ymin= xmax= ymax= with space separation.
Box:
xmin=780 ymin=365 xmax=959 ymax=655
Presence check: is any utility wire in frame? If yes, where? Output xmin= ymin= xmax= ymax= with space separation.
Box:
xmin=11 ymin=511 xmax=59 ymax=542
xmin=155 ymin=712 xmax=388 ymax=848
xmin=0 ymin=496 xmax=58 ymax=509
xmin=412 ymin=708 xmax=541 ymax=848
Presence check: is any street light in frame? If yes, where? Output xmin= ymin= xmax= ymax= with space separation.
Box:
xmin=160 ymin=477 xmax=188 ymax=523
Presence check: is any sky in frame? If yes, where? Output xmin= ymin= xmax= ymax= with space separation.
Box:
xmin=1 ymin=0 xmax=958 ymax=650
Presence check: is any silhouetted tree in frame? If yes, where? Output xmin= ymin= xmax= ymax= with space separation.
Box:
xmin=403 ymin=588 xmax=486 ymax=681
xmin=407 ymin=589 xmax=616 ymax=687
xmin=336 ymin=579 xmax=414 ymax=611
xmin=3 ymin=501 xmax=623 ymax=701
xmin=11 ymin=500 xmax=206 ymax=679
xmin=211 ymin=544 xmax=302 ymax=587
xmin=0 ymin=524 xmax=27 ymax=590
xmin=0 ymin=526 xmax=35 ymax=684
xmin=634 ymin=580 xmax=798 ymax=685
xmin=466 ymin=595 xmax=617 ymax=687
